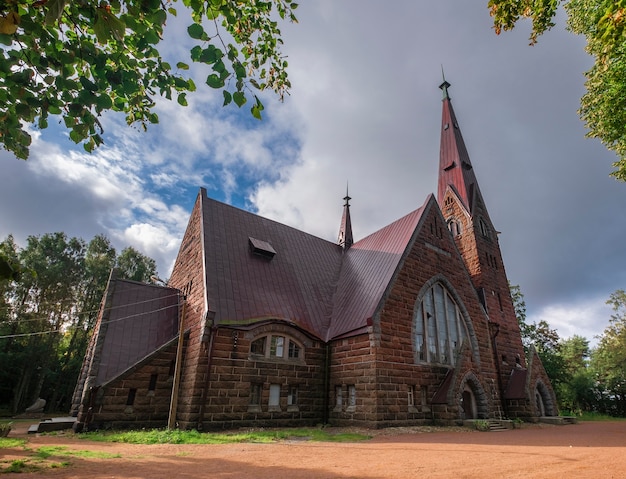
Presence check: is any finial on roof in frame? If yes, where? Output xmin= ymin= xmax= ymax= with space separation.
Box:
xmin=439 ymin=66 xmax=451 ymax=100
xmin=338 ymin=182 xmax=354 ymax=250
xmin=343 ymin=183 xmax=351 ymax=206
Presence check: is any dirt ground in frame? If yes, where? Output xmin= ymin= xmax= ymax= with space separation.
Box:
xmin=2 ymin=421 xmax=625 ymax=478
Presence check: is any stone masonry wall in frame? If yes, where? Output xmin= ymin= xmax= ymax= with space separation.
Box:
xmin=87 ymin=342 xmax=178 ymax=429
xmin=167 ymin=190 xmax=210 ymax=429
xmin=371 ymin=199 xmax=502 ymax=426
xmin=198 ymin=324 xmax=326 ymax=429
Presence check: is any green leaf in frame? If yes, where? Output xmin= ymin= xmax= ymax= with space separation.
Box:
xmin=0 ymin=34 xmax=12 ymax=46
xmin=95 ymin=9 xmax=126 ymax=43
xmin=251 ymin=96 xmax=264 ymax=119
xmin=176 ymin=62 xmax=189 ymax=70
xmin=190 ymin=45 xmax=203 ymax=61
xmin=222 ymin=90 xmax=232 ymax=106
xmin=177 ymin=92 xmax=188 ymax=106
xmin=187 ymin=23 xmax=204 ymax=40
xmin=206 ymin=74 xmax=224 ymax=88
xmin=233 ymin=91 xmax=246 ymax=107
xmin=45 ymin=0 xmax=67 ymax=25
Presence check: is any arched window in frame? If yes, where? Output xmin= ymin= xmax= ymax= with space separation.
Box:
xmin=478 ymin=218 xmax=490 ymax=239
xmin=447 ymin=218 xmax=462 ymax=236
xmin=250 ymin=334 xmax=303 ymax=361
xmin=414 ymin=282 xmax=469 ymax=366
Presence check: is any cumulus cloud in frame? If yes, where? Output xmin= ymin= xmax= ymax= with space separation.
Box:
xmin=1 ymin=1 xmax=625 ymax=346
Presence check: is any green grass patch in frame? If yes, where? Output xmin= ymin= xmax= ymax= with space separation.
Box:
xmin=36 ymin=446 xmax=122 ymax=459
xmin=561 ymin=411 xmax=626 ymax=422
xmin=0 ymin=437 xmax=26 ymax=448
xmin=81 ymin=427 xmax=370 ymax=444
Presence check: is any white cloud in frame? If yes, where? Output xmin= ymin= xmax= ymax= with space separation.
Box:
xmin=528 ymin=297 xmax=612 ymax=347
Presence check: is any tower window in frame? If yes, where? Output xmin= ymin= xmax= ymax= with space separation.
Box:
xmin=478 ymin=218 xmax=490 ymax=238
xmin=447 ymin=219 xmax=461 ymax=236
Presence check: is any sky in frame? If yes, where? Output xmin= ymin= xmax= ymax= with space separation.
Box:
xmin=1 ymin=2 xmax=625 ymax=345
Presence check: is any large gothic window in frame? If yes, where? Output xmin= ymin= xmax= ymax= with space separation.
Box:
xmin=414 ymin=282 xmax=469 ymax=366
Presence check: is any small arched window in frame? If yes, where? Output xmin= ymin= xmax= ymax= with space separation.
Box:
xmin=478 ymin=218 xmax=490 ymax=239
xmin=250 ymin=335 xmax=303 ymax=361
xmin=447 ymin=218 xmax=462 ymax=236
xmin=414 ymin=282 xmax=469 ymax=366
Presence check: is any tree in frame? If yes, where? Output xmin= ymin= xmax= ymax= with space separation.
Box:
xmin=592 ymin=289 xmax=626 ymax=416
xmin=0 ymin=232 xmax=158 ymax=413
xmin=0 ymin=0 xmax=298 ymax=159
xmin=488 ymin=0 xmax=626 ymax=180
xmin=115 ymin=246 xmax=157 ymax=282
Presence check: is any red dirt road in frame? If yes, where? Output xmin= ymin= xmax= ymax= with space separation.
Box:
xmin=2 ymin=421 xmax=625 ymax=478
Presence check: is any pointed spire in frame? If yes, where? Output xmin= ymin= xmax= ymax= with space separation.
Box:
xmin=437 ymin=79 xmax=482 ymax=214
xmin=338 ymin=184 xmax=354 ymax=250
xmin=439 ymin=66 xmax=450 ymax=100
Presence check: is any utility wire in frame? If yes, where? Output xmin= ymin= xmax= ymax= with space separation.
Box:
xmin=0 ymin=301 xmax=182 ymax=340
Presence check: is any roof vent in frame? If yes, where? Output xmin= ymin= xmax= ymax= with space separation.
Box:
xmin=248 ymin=237 xmax=276 ymax=259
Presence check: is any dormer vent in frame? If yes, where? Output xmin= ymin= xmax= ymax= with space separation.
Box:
xmin=249 ymin=237 xmax=276 ymax=259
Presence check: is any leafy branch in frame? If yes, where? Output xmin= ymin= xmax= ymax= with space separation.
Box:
xmin=0 ymin=0 xmax=298 ymax=159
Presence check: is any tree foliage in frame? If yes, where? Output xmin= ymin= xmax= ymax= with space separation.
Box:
xmin=488 ymin=0 xmax=626 ymax=180
xmin=592 ymin=289 xmax=626 ymax=416
xmin=0 ymin=232 xmax=157 ymax=413
xmin=0 ymin=0 xmax=298 ymax=159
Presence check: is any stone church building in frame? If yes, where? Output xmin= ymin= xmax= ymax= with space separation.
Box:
xmin=71 ymin=82 xmax=556 ymax=430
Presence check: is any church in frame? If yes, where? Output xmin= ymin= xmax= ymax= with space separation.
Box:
xmin=71 ymin=81 xmax=557 ymax=430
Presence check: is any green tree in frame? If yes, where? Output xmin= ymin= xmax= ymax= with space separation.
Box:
xmin=592 ymin=289 xmax=626 ymax=416
xmin=559 ymin=335 xmax=594 ymax=413
xmin=488 ymin=0 xmax=626 ymax=180
xmin=0 ymin=232 xmax=158 ymax=413
xmin=115 ymin=246 xmax=157 ymax=282
xmin=0 ymin=0 xmax=298 ymax=159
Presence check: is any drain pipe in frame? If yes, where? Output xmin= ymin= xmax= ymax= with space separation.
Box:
xmin=489 ymin=322 xmax=509 ymax=419
xmin=322 ymin=342 xmax=330 ymax=424
xmin=168 ymin=296 xmax=187 ymax=429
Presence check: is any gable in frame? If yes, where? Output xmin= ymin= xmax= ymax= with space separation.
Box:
xmin=95 ymin=279 xmax=181 ymax=386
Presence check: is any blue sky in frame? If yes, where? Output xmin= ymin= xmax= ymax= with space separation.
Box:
xmin=1 ymin=2 xmax=625 ymax=345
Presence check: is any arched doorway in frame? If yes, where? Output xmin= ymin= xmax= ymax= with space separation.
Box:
xmin=461 ymin=386 xmax=477 ymax=419
xmin=458 ymin=374 xmax=488 ymax=420
xmin=535 ymin=380 xmax=556 ymax=417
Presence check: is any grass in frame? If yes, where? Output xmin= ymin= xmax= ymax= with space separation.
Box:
xmin=81 ymin=427 xmax=370 ymax=444
xmin=561 ymin=411 xmax=626 ymax=422
xmin=36 ymin=446 xmax=122 ymax=459
xmin=0 ymin=437 xmax=26 ymax=449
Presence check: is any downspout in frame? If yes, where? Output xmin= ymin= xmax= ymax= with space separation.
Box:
xmin=322 ymin=342 xmax=331 ymax=424
xmin=197 ymin=310 xmax=216 ymax=431
xmin=489 ymin=322 xmax=509 ymax=419
xmin=168 ymin=294 xmax=187 ymax=429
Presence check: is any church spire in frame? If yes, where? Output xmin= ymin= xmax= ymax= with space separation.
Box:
xmin=338 ymin=185 xmax=354 ymax=250
xmin=437 ymin=79 xmax=482 ymax=214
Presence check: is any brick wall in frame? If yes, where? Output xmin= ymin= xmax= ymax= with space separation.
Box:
xmin=367 ymin=199 xmax=502 ymax=426
xmin=197 ymin=324 xmax=326 ymax=429
xmin=87 ymin=342 xmax=178 ymax=429
xmin=167 ymin=190 xmax=210 ymax=429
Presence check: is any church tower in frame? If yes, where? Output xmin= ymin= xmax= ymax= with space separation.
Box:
xmin=436 ymin=79 xmax=527 ymax=409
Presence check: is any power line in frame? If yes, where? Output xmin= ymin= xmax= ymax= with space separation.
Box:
xmin=0 ymin=301 xmax=182 ymax=340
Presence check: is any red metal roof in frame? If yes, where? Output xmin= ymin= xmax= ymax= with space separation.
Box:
xmin=438 ymin=93 xmax=481 ymax=214
xmin=95 ymin=280 xmax=181 ymax=385
xmin=328 ymin=200 xmax=429 ymax=340
xmin=201 ymin=195 xmax=342 ymax=338
xmin=200 ymin=192 xmax=430 ymax=341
